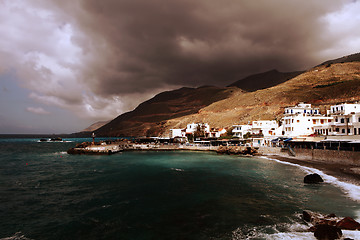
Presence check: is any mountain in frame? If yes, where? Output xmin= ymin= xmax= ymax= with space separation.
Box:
xmin=162 ymin=61 xmax=360 ymax=133
xmin=227 ymin=69 xmax=304 ymax=92
xmin=95 ymin=86 xmax=235 ymax=136
xmin=318 ymin=52 xmax=360 ymax=67
xmin=90 ymin=53 xmax=360 ymax=137
xmin=81 ymin=120 xmax=110 ymax=132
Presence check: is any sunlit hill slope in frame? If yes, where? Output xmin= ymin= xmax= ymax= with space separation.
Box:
xmin=92 ymin=53 xmax=360 ymax=137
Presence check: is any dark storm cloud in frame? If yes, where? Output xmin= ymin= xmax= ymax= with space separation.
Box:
xmin=57 ymin=0 xmax=346 ymax=96
xmin=2 ymin=0 xmax=358 ymax=123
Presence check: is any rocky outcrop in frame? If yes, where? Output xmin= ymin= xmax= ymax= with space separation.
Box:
xmin=336 ymin=217 xmax=360 ymax=230
xmin=303 ymin=210 xmax=360 ymax=239
xmin=304 ymin=173 xmax=324 ymax=184
xmin=216 ymin=146 xmax=257 ymax=155
xmin=313 ymin=224 xmax=342 ymax=240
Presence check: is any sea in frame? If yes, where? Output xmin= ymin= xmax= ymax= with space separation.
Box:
xmin=1 ymin=137 xmax=360 ymax=240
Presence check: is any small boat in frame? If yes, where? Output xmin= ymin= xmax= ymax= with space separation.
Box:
xmin=50 ymin=137 xmax=62 ymax=142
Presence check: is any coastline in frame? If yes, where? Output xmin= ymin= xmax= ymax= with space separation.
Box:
xmin=260 ymin=153 xmax=360 ymax=186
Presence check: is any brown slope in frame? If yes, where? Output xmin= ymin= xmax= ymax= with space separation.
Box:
xmin=318 ymin=52 xmax=360 ymax=67
xmin=95 ymin=86 xmax=236 ymax=136
xmin=162 ymin=62 xmax=360 ymax=134
xmin=81 ymin=120 xmax=110 ymax=132
xmin=227 ymin=69 xmax=304 ymax=92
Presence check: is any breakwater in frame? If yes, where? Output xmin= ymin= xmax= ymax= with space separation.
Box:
xmin=67 ymin=141 xmax=262 ymax=156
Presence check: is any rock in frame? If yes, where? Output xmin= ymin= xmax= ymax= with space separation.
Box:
xmin=313 ymin=224 xmax=342 ymax=240
xmin=336 ymin=217 xmax=360 ymax=230
xmin=304 ymin=173 xmax=324 ymax=184
xmin=303 ymin=210 xmax=313 ymax=222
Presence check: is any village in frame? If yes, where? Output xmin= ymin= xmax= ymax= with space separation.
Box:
xmin=165 ymin=102 xmax=360 ymax=152
xmin=68 ymin=102 xmax=360 ymax=156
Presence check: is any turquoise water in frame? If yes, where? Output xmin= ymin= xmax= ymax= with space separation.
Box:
xmin=1 ymin=138 xmax=360 ymax=239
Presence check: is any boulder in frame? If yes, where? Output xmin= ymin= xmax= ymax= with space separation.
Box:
xmin=303 ymin=210 xmax=313 ymax=222
xmin=304 ymin=173 xmax=324 ymax=184
xmin=313 ymin=224 xmax=342 ymax=240
xmin=336 ymin=217 xmax=360 ymax=230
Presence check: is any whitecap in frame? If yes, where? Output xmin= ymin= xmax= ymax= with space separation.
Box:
xmin=171 ymin=168 xmax=184 ymax=172
xmin=0 ymin=232 xmax=34 ymax=240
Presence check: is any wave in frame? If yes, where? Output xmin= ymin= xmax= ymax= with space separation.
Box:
xmin=260 ymin=156 xmax=360 ymax=203
xmin=232 ymin=221 xmax=360 ymax=240
xmin=170 ymin=168 xmax=184 ymax=172
xmin=0 ymin=232 xmax=33 ymax=240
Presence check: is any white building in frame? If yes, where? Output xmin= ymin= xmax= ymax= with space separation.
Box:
xmin=282 ymin=103 xmax=331 ymax=137
xmin=317 ymin=103 xmax=360 ymax=136
xmin=169 ymin=129 xmax=185 ymax=138
xmin=252 ymin=120 xmax=279 ymax=137
xmin=232 ymin=124 xmax=252 ymax=138
xmin=284 ymin=102 xmax=320 ymax=115
xmin=208 ymin=128 xmax=227 ymax=138
xmin=185 ymin=123 xmax=210 ymax=135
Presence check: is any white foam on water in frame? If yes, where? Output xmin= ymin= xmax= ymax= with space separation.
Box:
xmin=0 ymin=232 xmax=33 ymax=240
xmin=233 ymin=221 xmax=360 ymax=240
xmin=260 ymin=156 xmax=360 ymax=202
xmin=170 ymin=168 xmax=184 ymax=172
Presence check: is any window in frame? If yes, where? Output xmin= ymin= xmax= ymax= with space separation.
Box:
xmin=348 ymin=129 xmax=351 ymax=134
xmin=341 ymin=118 xmax=345 ymax=123
xmin=321 ymin=120 xmax=324 ymax=124
xmin=346 ymin=118 xmax=350 ymax=123
xmin=342 ymin=129 xmax=345 ymax=133
xmin=336 ymin=128 xmax=339 ymax=132
xmin=358 ymin=117 xmax=360 ymax=122
xmin=355 ymin=128 xmax=357 ymax=135
xmin=335 ymin=118 xmax=338 ymax=122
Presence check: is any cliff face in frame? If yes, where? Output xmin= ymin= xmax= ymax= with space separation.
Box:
xmin=95 ymin=86 xmax=236 ymax=136
xmin=93 ymin=53 xmax=360 ymax=137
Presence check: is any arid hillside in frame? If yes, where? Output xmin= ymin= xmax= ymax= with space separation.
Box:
xmin=90 ymin=53 xmax=360 ymax=137
xmin=162 ymin=62 xmax=360 ymax=135
xmin=94 ymin=86 xmax=236 ymax=136
xmin=228 ymin=69 xmax=304 ymax=92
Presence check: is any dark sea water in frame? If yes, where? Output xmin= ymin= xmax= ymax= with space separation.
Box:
xmin=1 ymin=138 xmax=360 ymax=240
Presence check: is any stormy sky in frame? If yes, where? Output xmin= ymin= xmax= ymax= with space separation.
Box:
xmin=0 ymin=0 xmax=360 ymax=133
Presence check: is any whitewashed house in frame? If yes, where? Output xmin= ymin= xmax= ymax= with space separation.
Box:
xmin=232 ymin=124 xmax=252 ymax=138
xmin=282 ymin=103 xmax=332 ymax=137
xmin=185 ymin=123 xmax=210 ymax=135
xmin=252 ymin=120 xmax=279 ymax=137
xmin=208 ymin=128 xmax=227 ymax=138
xmin=169 ymin=129 xmax=185 ymax=138
xmin=319 ymin=103 xmax=360 ymax=136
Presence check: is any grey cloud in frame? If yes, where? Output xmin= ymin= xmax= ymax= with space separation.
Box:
xmin=1 ymin=0 xmax=357 ymax=125
xmin=53 ymin=0 xmax=347 ymax=98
